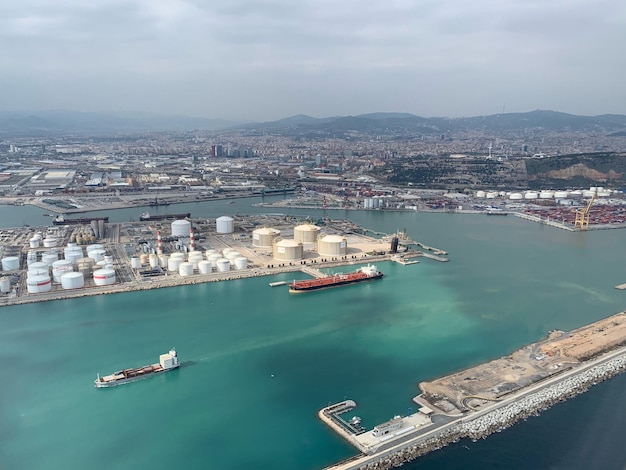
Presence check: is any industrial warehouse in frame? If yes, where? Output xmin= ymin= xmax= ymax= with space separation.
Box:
xmin=0 ymin=214 xmax=436 ymax=305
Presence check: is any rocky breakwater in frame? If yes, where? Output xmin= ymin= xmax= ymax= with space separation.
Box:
xmin=337 ymin=351 xmax=626 ymax=470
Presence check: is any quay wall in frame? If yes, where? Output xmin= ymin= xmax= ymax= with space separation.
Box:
xmin=324 ymin=350 xmax=626 ymax=470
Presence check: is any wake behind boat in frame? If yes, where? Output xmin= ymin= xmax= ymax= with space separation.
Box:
xmin=94 ymin=348 xmax=179 ymax=388
xmin=289 ymin=264 xmax=383 ymax=293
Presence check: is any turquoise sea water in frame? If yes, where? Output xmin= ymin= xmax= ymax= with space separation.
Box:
xmin=2 ymin=198 xmax=626 ymax=469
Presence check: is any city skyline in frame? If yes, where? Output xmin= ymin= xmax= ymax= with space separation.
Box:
xmin=2 ymin=0 xmax=625 ymax=121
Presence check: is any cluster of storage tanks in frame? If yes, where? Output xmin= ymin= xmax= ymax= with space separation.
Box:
xmin=476 ymin=187 xmax=614 ymax=200
xmin=130 ymin=247 xmax=249 ymax=277
xmin=0 ymin=238 xmax=117 ymax=294
xmin=252 ymin=223 xmax=348 ymax=262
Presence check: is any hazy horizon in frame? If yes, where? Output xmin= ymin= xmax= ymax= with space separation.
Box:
xmin=3 ymin=1 xmax=625 ymax=121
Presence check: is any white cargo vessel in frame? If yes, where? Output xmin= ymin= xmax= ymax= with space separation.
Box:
xmin=94 ymin=348 xmax=179 ymax=388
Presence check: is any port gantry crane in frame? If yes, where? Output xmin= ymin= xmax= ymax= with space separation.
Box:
xmin=574 ymin=194 xmax=596 ymax=230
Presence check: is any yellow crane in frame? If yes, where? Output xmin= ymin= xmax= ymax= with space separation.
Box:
xmin=574 ymin=194 xmax=596 ymax=230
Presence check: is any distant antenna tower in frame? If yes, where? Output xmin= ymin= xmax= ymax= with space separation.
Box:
xmin=488 ymin=143 xmax=493 ymax=158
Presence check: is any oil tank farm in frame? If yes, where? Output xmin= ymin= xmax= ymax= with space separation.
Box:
xmin=318 ymin=234 xmax=347 ymax=257
xmin=273 ymin=239 xmax=303 ymax=261
xmin=294 ymin=224 xmax=320 ymax=244
xmin=252 ymin=227 xmax=280 ymax=247
xmin=216 ymin=216 xmax=234 ymax=234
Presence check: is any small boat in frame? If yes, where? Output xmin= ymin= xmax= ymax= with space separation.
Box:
xmin=269 ymin=281 xmax=286 ymax=287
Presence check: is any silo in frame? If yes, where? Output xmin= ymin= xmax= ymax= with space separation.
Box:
xmin=179 ymin=262 xmax=194 ymax=276
xmin=158 ymin=254 xmax=169 ymax=268
xmin=167 ymin=257 xmax=182 ymax=272
xmin=130 ymin=257 xmax=142 ymax=269
xmin=216 ymin=259 xmax=231 ymax=272
xmin=0 ymin=277 xmax=11 ymax=293
xmin=171 ymin=219 xmax=191 ymax=237
xmin=188 ymin=251 xmax=203 ymax=270
xmin=234 ymin=257 xmax=248 ymax=270
xmin=98 ymin=219 xmax=105 ymax=238
xmin=27 ymin=275 xmax=52 ymax=293
xmin=252 ymin=227 xmax=280 ymax=247
xmin=61 ymin=272 xmax=84 ymax=290
xmin=90 ymin=220 xmax=100 ymax=239
xmin=29 ymin=237 xmax=40 ymax=248
xmin=216 ymin=216 xmax=234 ymax=234
xmin=1 ymin=256 xmax=20 ymax=271
xmin=93 ymin=268 xmax=116 ymax=286
xmin=198 ymin=260 xmax=212 ymax=274
xmin=149 ymin=254 xmax=159 ymax=269
xmin=294 ymin=224 xmax=321 ymax=243
xmin=273 ymin=239 xmax=303 ymax=261
xmin=318 ymin=235 xmax=347 ymax=257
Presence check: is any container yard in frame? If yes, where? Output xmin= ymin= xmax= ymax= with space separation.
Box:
xmin=320 ymin=311 xmax=626 ymax=470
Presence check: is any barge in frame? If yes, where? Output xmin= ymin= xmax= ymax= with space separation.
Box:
xmin=94 ymin=348 xmax=179 ymax=388
xmin=139 ymin=212 xmax=191 ymax=221
xmin=53 ymin=215 xmax=109 ymax=225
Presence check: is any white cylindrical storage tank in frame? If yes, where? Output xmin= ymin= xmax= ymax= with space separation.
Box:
xmin=509 ymin=192 xmax=523 ymax=200
xmin=198 ymin=260 xmax=212 ymax=274
xmin=222 ymin=247 xmax=233 ymax=256
xmin=208 ymin=253 xmax=222 ymax=267
xmin=554 ymin=190 xmax=569 ymax=199
xmin=216 ymin=216 xmax=234 ymax=234
xmin=216 ymin=258 xmax=231 ymax=272
xmin=61 ymin=272 xmax=84 ymax=290
xmin=53 ymin=267 xmax=74 ymax=283
xmin=171 ymin=219 xmax=191 ymax=237
xmin=93 ymin=268 xmax=116 ymax=286
xmin=170 ymin=252 xmax=186 ymax=261
xmin=103 ymin=255 xmax=113 ymax=264
xmin=43 ymin=237 xmax=58 ymax=248
xmin=273 ymin=239 xmax=304 ymax=261
xmin=76 ymin=257 xmax=95 ymax=268
xmin=234 ymin=257 xmax=248 ymax=270
xmin=86 ymin=244 xmax=104 ymax=253
xmin=167 ymin=257 xmax=182 ymax=272
xmin=27 ymin=275 xmax=52 ymax=293
xmin=27 ymin=250 xmax=38 ymax=266
xmin=52 ymin=259 xmax=73 ymax=271
xmin=77 ymin=263 xmax=92 ymax=278
xmin=149 ymin=254 xmax=159 ymax=269
xmin=158 ymin=254 xmax=169 ymax=268
xmin=524 ymin=191 xmax=539 ymax=200
xmin=205 ymin=249 xmax=217 ymax=258
xmin=582 ymin=190 xmax=596 ymax=198
xmin=29 ymin=261 xmax=48 ymax=272
xmin=179 ymin=262 xmax=194 ymax=276
xmin=475 ymin=190 xmax=486 ymax=198
xmin=569 ymin=190 xmax=582 ymax=198
xmin=130 ymin=257 xmax=142 ymax=269
xmin=41 ymin=252 xmax=59 ymax=266
xmin=294 ymin=224 xmax=321 ymax=243
xmin=252 ymin=227 xmax=281 ymax=247
xmin=1 ymin=256 xmax=20 ymax=271
xmin=0 ymin=277 xmax=10 ymax=293
xmin=29 ymin=237 xmax=40 ymax=248
xmin=597 ymin=189 xmax=611 ymax=197
xmin=318 ymin=235 xmax=347 ymax=257
xmin=539 ymin=191 xmax=554 ymax=199
xmin=96 ymin=260 xmax=107 ymax=269
xmin=28 ymin=267 xmax=49 ymax=278
xmin=226 ymin=251 xmax=240 ymax=260
xmin=486 ymin=192 xmax=498 ymax=199
xmin=88 ymin=249 xmax=106 ymax=262
xmin=65 ymin=249 xmax=84 ymax=264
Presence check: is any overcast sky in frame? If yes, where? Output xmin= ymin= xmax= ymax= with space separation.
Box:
xmin=1 ymin=0 xmax=625 ymax=121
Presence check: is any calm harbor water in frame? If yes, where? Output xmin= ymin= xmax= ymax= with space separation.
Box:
xmin=2 ymin=197 xmax=626 ymax=469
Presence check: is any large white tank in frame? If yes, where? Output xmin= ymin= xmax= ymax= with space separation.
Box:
xmin=149 ymin=254 xmax=159 ymax=269
xmin=208 ymin=253 xmax=222 ymax=267
xmin=216 ymin=216 xmax=234 ymax=234
xmin=234 ymin=257 xmax=248 ymax=270
xmin=0 ymin=277 xmax=11 ymax=293
xmin=252 ymin=227 xmax=280 ymax=247
xmin=27 ymin=250 xmax=38 ymax=266
xmin=486 ymin=192 xmax=498 ymax=199
xmin=167 ymin=257 xmax=182 ymax=272
xmin=216 ymin=258 xmax=231 ymax=272
xmin=28 ymin=267 xmax=49 ymax=278
xmin=88 ymin=248 xmax=106 ymax=262
xmin=29 ymin=261 xmax=49 ymax=272
xmin=93 ymin=268 xmax=116 ymax=286
xmin=273 ymin=239 xmax=303 ymax=261
xmin=198 ymin=260 xmax=213 ymax=274
xmin=225 ymin=251 xmax=241 ymax=262
xmin=509 ymin=193 xmax=523 ymax=200
xmin=170 ymin=252 xmax=186 ymax=261
xmin=27 ymin=275 xmax=52 ymax=293
xmin=86 ymin=244 xmax=104 ymax=253
xmin=52 ymin=260 xmax=74 ymax=282
xmin=178 ymin=262 xmax=194 ymax=276
xmin=29 ymin=237 xmax=40 ymax=249
xmin=61 ymin=272 xmax=84 ymax=289
xmin=1 ymin=256 xmax=20 ymax=271
xmin=171 ymin=219 xmax=191 ymax=237
xmin=554 ymin=190 xmax=569 ymax=199
xmin=43 ymin=237 xmax=58 ymax=248
xmin=130 ymin=257 xmax=142 ymax=269
xmin=64 ymin=246 xmax=84 ymax=263
xmin=318 ymin=234 xmax=347 ymax=257
xmin=524 ymin=191 xmax=539 ymax=200
xmin=475 ymin=191 xmax=486 ymax=198
xmin=539 ymin=191 xmax=555 ymax=199
xmin=294 ymin=224 xmax=321 ymax=243
xmin=41 ymin=252 xmax=59 ymax=266
xmin=158 ymin=254 xmax=169 ymax=268
xmin=205 ymin=249 xmax=218 ymax=258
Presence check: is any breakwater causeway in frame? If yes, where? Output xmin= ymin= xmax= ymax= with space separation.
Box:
xmin=323 ymin=311 xmax=626 ymax=470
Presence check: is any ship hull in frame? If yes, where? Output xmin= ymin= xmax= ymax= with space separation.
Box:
xmin=289 ymin=273 xmax=383 ymax=293
xmin=139 ymin=213 xmax=190 ymax=221
xmin=94 ymin=364 xmax=179 ymax=388
xmin=53 ymin=217 xmax=109 ymax=225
